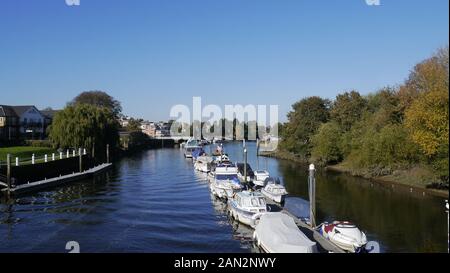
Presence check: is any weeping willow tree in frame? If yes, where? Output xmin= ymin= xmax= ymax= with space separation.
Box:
xmin=48 ymin=104 xmax=120 ymax=159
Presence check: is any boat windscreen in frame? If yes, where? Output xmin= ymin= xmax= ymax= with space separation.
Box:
xmin=216 ymin=174 xmax=238 ymax=181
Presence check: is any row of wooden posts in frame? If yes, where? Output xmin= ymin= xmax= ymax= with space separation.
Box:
xmin=3 ymin=144 xmax=110 ymax=193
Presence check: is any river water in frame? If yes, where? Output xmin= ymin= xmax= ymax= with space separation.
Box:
xmin=0 ymin=142 xmax=447 ymax=253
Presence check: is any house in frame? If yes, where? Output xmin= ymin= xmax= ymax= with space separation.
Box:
xmin=0 ymin=105 xmax=51 ymax=141
xmin=11 ymin=106 xmax=46 ymax=139
xmin=141 ymin=122 xmax=157 ymax=137
xmin=119 ymin=116 xmax=131 ymax=127
xmin=0 ymin=105 xmax=20 ymax=142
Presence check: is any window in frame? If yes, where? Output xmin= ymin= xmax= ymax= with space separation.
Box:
xmin=258 ymin=198 xmax=266 ymax=206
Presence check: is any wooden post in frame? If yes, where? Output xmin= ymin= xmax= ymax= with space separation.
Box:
xmin=60 ymin=152 xmax=63 ymax=159
xmin=79 ymin=148 xmax=83 ymax=173
xmin=67 ymin=150 xmax=70 ymax=158
xmin=32 ymin=154 xmax=35 ymax=164
xmin=52 ymin=153 xmax=55 ymax=161
xmin=45 ymin=154 xmax=48 ymax=163
xmin=6 ymin=154 xmax=11 ymax=191
xmin=15 ymin=157 xmax=19 ymax=166
xmin=309 ymin=164 xmax=316 ymax=228
xmin=72 ymin=150 xmax=76 ymax=157
xmin=106 ymin=144 xmax=110 ymax=163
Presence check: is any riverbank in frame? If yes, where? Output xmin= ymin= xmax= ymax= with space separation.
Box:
xmin=265 ymin=150 xmax=449 ymax=198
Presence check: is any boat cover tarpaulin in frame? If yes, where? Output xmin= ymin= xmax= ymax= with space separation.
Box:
xmin=255 ymin=212 xmax=317 ymax=253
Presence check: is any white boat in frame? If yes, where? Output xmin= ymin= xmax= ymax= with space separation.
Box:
xmin=253 ymin=170 xmax=270 ymax=187
xmin=209 ymin=164 xmax=243 ymax=199
xmin=184 ymin=138 xmax=201 ymax=158
xmin=228 ymin=191 xmax=267 ymax=228
xmin=261 ymin=183 xmax=288 ymax=203
xmin=253 ymin=212 xmax=317 ymax=253
xmin=194 ymin=155 xmax=213 ymax=173
xmin=320 ymin=221 xmax=368 ymax=253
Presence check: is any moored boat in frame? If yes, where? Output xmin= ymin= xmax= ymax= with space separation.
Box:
xmin=209 ymin=163 xmax=242 ymax=199
xmin=253 ymin=170 xmax=270 ymax=187
xmin=228 ymin=191 xmax=267 ymax=228
xmin=184 ymin=138 xmax=202 ymax=158
xmin=261 ymin=183 xmax=288 ymax=203
xmin=194 ymin=155 xmax=213 ymax=173
xmin=319 ymin=221 xmax=368 ymax=253
xmin=253 ymin=212 xmax=317 ymax=253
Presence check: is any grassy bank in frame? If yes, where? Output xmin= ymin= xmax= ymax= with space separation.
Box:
xmin=266 ymin=150 xmax=449 ymax=198
xmin=0 ymin=146 xmax=57 ymax=162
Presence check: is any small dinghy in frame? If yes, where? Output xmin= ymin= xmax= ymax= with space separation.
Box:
xmin=261 ymin=183 xmax=288 ymax=203
xmin=319 ymin=221 xmax=367 ymax=253
xmin=253 ymin=212 xmax=317 ymax=253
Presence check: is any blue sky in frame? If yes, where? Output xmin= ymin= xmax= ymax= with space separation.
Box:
xmin=0 ymin=0 xmax=448 ymax=122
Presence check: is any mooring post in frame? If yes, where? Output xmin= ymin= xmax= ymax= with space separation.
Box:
xmin=256 ymin=138 xmax=260 ymax=169
xmin=244 ymin=148 xmax=248 ymax=183
xmin=446 ymin=200 xmax=449 ymax=253
xmin=106 ymin=144 xmax=110 ymax=163
xmin=79 ymin=148 xmax=83 ymax=173
xmin=6 ymin=154 xmax=11 ymax=192
xmin=242 ymin=139 xmax=246 ymax=162
xmin=309 ymin=164 xmax=316 ymax=228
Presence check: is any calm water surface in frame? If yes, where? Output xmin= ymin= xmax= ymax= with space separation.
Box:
xmin=0 ymin=142 xmax=447 ymax=252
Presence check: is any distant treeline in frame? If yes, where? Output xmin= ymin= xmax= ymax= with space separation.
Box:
xmin=279 ymin=47 xmax=449 ymax=185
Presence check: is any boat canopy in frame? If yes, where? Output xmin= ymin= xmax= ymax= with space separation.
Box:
xmin=192 ymin=148 xmax=205 ymax=159
xmin=255 ymin=212 xmax=317 ymax=253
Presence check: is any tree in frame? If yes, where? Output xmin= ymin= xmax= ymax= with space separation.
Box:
xmin=49 ymin=104 xmax=120 ymax=158
xmin=311 ymin=122 xmax=343 ymax=164
xmin=281 ymin=96 xmax=330 ymax=157
xmin=71 ymin=91 xmax=122 ymax=116
xmin=126 ymin=118 xmax=142 ymax=132
xmin=404 ymin=46 xmax=449 ymax=181
xmin=330 ymin=91 xmax=367 ymax=131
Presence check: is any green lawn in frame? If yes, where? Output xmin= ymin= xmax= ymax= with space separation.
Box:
xmin=0 ymin=146 xmax=57 ymax=162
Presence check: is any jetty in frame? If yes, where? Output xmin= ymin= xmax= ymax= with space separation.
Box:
xmin=1 ymin=163 xmax=112 ymax=196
